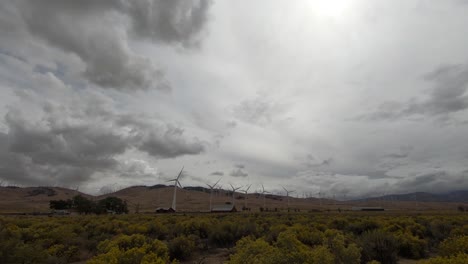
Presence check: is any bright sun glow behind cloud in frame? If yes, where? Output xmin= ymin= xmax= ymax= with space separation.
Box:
xmin=309 ymin=0 xmax=352 ymax=19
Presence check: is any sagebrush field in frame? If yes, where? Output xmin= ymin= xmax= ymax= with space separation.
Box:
xmin=1 ymin=212 xmax=467 ymax=264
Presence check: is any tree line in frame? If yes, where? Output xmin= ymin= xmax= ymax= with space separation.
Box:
xmin=49 ymin=195 xmax=128 ymax=214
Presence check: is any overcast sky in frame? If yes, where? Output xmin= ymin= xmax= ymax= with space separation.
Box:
xmin=1 ymin=0 xmax=468 ymax=198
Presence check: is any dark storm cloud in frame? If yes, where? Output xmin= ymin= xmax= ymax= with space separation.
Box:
xmin=357 ymin=64 xmax=468 ymax=121
xmin=137 ymin=126 xmax=205 ymax=159
xmin=126 ymin=0 xmax=212 ymax=47
xmin=210 ymin=171 xmax=224 ymax=176
xmin=0 ymin=90 xmax=205 ymax=186
xmin=2 ymin=0 xmax=212 ymax=91
xmin=393 ymin=170 xmax=468 ymax=194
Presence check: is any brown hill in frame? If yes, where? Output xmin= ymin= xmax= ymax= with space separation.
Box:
xmin=0 ymin=186 xmax=90 ymax=213
xmin=0 ymin=185 xmax=466 ymax=214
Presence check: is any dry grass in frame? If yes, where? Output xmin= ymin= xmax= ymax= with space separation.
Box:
xmin=0 ymin=186 xmax=466 ymax=214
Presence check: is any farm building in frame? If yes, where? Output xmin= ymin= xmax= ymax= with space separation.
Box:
xmin=211 ymin=204 xmax=237 ymax=213
xmin=351 ymin=207 xmax=385 ymax=211
xmin=155 ymin=207 xmax=176 ymax=213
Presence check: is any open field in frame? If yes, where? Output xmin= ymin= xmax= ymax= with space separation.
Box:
xmin=1 ymin=186 xmax=466 ymax=214
xmin=1 ymin=211 xmax=467 ymax=264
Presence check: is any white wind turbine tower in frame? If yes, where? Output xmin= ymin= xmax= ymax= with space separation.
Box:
xmin=282 ymin=186 xmax=295 ymax=210
xmin=229 ymin=184 xmax=242 ymax=206
xmin=206 ymin=178 xmax=222 ymax=211
xmin=261 ymin=184 xmax=270 ymax=209
xmin=241 ymin=184 xmax=252 ymax=210
xmin=316 ymin=189 xmax=323 ymax=207
xmin=167 ymin=167 xmax=184 ymax=211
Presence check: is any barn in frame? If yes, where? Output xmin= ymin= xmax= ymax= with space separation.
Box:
xmin=155 ymin=207 xmax=176 ymax=213
xmin=211 ymin=204 xmax=237 ymax=213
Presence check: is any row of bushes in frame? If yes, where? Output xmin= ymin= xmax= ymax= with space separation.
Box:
xmin=0 ymin=213 xmax=467 ymax=263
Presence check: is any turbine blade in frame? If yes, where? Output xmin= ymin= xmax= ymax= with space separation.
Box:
xmin=176 ymin=166 xmax=184 ymax=180
xmin=214 ymin=177 xmax=222 ymax=187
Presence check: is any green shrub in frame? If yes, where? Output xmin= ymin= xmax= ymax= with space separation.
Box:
xmin=348 ymin=219 xmax=380 ymax=235
xmin=359 ymin=230 xmax=399 ymax=264
xmin=438 ymin=236 xmax=468 ymax=257
xmin=323 ymin=229 xmax=361 ymax=264
xmin=418 ymin=253 xmax=468 ymax=264
xmin=228 ymin=237 xmax=278 ymax=264
xmin=395 ymin=231 xmax=427 ymax=259
xmin=168 ymin=235 xmax=196 ymax=260
xmin=88 ymin=234 xmax=169 ymax=264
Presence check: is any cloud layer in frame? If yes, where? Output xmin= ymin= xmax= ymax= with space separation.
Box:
xmin=1 ymin=1 xmax=468 ymax=196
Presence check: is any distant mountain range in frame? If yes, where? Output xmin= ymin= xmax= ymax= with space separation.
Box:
xmin=358 ymin=190 xmax=468 ymax=203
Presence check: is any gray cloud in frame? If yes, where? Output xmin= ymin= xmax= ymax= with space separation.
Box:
xmin=234 ymin=164 xmax=245 ymax=169
xmin=302 ymin=154 xmax=333 ymax=168
xmin=226 ymin=121 xmax=237 ymax=128
xmin=2 ymin=0 xmax=211 ymax=91
xmin=2 ymin=1 xmax=468 ymax=197
xmin=230 ymin=168 xmax=248 ymax=177
xmin=137 ymin=126 xmax=205 ymax=159
xmin=210 ymin=171 xmax=224 ymax=176
xmin=394 ymin=170 xmax=468 ymax=193
xmin=233 ymin=96 xmax=290 ymax=126
xmin=385 ymin=146 xmax=413 ymax=159
xmin=126 ymin=0 xmax=212 ymax=47
xmin=0 ymin=86 xmax=205 ymax=186
xmin=358 ymin=64 xmax=468 ymax=122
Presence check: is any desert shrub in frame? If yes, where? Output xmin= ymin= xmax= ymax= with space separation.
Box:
xmin=359 ymin=230 xmax=399 ymax=264
xmin=0 ymin=224 xmax=49 ymax=264
xmin=395 ymin=231 xmax=427 ymax=259
xmin=264 ymin=224 xmax=288 ymax=243
xmin=348 ymin=219 xmax=380 ymax=235
xmin=88 ymin=234 xmax=169 ymax=264
xmin=293 ymin=225 xmax=324 ymax=247
xmin=168 ymin=235 xmax=196 ymax=260
xmin=144 ymin=221 xmax=168 ymax=240
xmin=329 ymin=218 xmax=350 ymax=231
xmin=428 ymin=219 xmax=452 ymax=243
xmin=208 ymin=221 xmax=237 ymax=247
xmin=47 ymin=244 xmax=80 ymax=263
xmin=418 ymin=253 xmax=468 ymax=264
xmin=174 ymin=218 xmax=212 ymax=239
xmin=275 ymin=231 xmax=315 ymax=263
xmin=323 ymin=229 xmax=361 ymax=264
xmin=438 ymin=236 xmax=468 ymax=257
xmin=208 ymin=219 xmax=257 ymax=247
xmin=308 ymin=245 xmax=336 ymax=264
xmin=228 ymin=237 xmax=278 ymax=264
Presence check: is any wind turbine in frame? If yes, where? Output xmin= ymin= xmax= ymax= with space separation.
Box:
xmin=282 ymin=186 xmax=295 ymax=210
xmin=241 ymin=184 xmax=252 ymax=210
xmin=317 ymin=191 xmax=322 ymax=206
xmin=229 ymin=184 xmax=242 ymax=206
xmin=261 ymin=184 xmax=270 ymax=209
xmin=167 ymin=167 xmax=184 ymax=211
xmin=206 ymin=178 xmax=222 ymax=211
